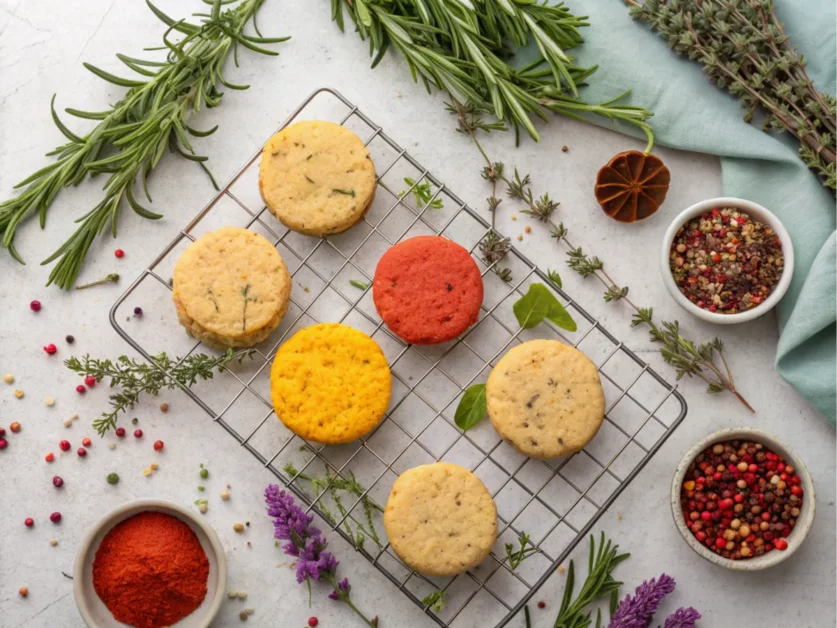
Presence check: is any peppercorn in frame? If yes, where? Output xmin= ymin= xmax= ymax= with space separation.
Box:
xmin=537 ymin=601 xmax=546 ymax=609
xmin=114 ymin=249 xmax=125 ymax=258
xmin=2 ymin=374 xmax=13 ymax=384
xmin=77 ymin=447 xmax=87 ymax=457
xmin=115 ymin=427 xmax=126 ymax=438
xmin=233 ymin=523 xmax=245 ymax=533
xmin=107 ymin=473 xmax=119 ymax=485
xmin=134 ymin=429 xmax=143 ymax=438
xmin=19 ymin=587 xmax=28 ymax=597
xmin=24 ymin=518 xmax=34 ymax=528
xmin=154 ymin=440 xmax=164 ymax=452
xmin=50 ymin=512 xmax=62 ymax=524
xmin=59 ymin=440 xmax=71 ymax=451
xmin=308 ymin=618 xmax=318 ymax=627
xmin=44 ymin=344 xmax=57 ymax=355
xmin=65 ymin=335 xmax=74 ymax=344
xmin=45 ymin=452 xmax=54 ymax=462
xmin=30 ymin=300 xmax=41 ymax=312
xmin=200 ymin=468 xmax=209 ymax=479
xmin=134 ymin=307 xmax=143 ymax=316
xmin=160 ymin=402 xmax=169 ymax=412
xmin=76 ymin=385 xmax=86 ymax=394
xmin=10 ymin=422 xmax=21 ymax=433
xmin=53 ymin=476 xmax=64 ymax=488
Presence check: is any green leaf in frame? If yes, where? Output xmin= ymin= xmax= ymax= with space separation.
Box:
xmin=50 ymin=95 xmax=83 ymax=144
xmin=83 ymin=62 xmax=147 ymax=87
xmin=349 ymin=279 xmax=369 ymax=290
xmin=513 ymin=283 xmax=576 ymax=331
xmin=454 ymin=384 xmax=487 ymax=431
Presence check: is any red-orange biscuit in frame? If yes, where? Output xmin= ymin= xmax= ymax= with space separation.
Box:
xmin=373 ymin=236 xmax=483 ymax=344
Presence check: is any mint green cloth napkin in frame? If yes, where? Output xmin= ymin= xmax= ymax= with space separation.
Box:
xmin=565 ymin=0 xmax=836 ymax=424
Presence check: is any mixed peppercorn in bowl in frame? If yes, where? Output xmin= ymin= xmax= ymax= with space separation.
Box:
xmin=660 ymin=198 xmax=794 ymax=324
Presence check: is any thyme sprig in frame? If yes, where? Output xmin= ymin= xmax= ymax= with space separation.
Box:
xmin=0 ymin=0 xmax=288 ymax=288
xmin=282 ymin=462 xmax=384 ymax=551
xmin=505 ymin=531 xmax=538 ymax=570
xmin=629 ymin=0 xmax=836 ymax=189
xmin=65 ymin=348 xmax=254 ymax=435
xmin=330 ymin=0 xmax=655 ymax=146
xmin=399 ymin=177 xmax=444 ymax=210
xmin=453 ymin=101 xmax=754 ymax=411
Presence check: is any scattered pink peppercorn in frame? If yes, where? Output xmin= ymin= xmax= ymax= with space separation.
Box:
xmin=65 ymin=335 xmax=75 ymax=344
xmin=0 ymin=427 xmax=5 ymax=437
xmin=0 ymin=438 xmax=7 ymax=450
xmin=30 ymin=300 xmax=41 ymax=312
xmin=45 ymin=452 xmax=54 ymax=462
xmin=50 ymin=512 xmax=62 ymax=524
xmin=84 ymin=376 xmax=96 ymax=388
xmin=24 ymin=518 xmax=34 ymax=528
xmin=82 ymin=437 xmax=92 ymax=447
xmin=53 ymin=476 xmax=64 ymax=488
xmin=44 ymin=344 xmax=57 ymax=355
xmin=59 ymin=440 xmax=71 ymax=452
xmin=76 ymin=385 xmax=86 ymax=394
xmin=10 ymin=422 xmax=20 ymax=433
xmin=115 ymin=427 xmax=126 ymax=438
xmin=77 ymin=447 xmax=87 ymax=457
xmin=774 ymin=538 xmax=788 ymax=551
xmin=115 ymin=249 xmax=125 ymax=258
xmin=537 ymin=601 xmax=546 ymax=609
xmin=308 ymin=618 xmax=319 ymax=627
xmin=153 ymin=440 xmax=164 ymax=452
xmin=134 ymin=429 xmax=143 ymax=439
xmin=133 ymin=307 xmax=143 ymax=316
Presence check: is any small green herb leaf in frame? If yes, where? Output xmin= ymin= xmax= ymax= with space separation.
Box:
xmin=546 ymin=269 xmax=562 ymax=289
xmin=513 ymin=283 xmax=576 ymax=332
xmin=350 ymin=279 xmax=369 ymax=290
xmin=421 ymin=589 xmax=446 ymax=613
xmin=332 ymin=188 xmax=355 ymax=197
xmin=454 ymin=384 xmax=487 ymax=431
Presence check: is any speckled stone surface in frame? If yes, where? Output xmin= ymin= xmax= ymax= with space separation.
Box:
xmin=1 ymin=1 xmax=834 ymax=626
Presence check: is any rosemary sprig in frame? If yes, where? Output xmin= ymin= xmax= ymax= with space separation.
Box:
xmin=552 ymin=533 xmax=628 ymax=628
xmin=282 ymin=462 xmax=384 ymax=551
xmin=628 ymin=0 xmax=836 ymax=189
xmin=505 ymin=531 xmax=538 ymax=570
xmin=399 ymin=177 xmax=444 ymax=209
xmin=0 ymin=0 xmax=288 ymax=288
xmin=65 ymin=348 xmax=254 ymax=435
xmin=329 ymin=0 xmax=655 ymax=145
xmin=452 ymin=101 xmax=753 ymax=411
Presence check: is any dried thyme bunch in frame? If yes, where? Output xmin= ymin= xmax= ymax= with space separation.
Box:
xmin=0 ymin=0 xmax=288 ymax=288
xmin=628 ymin=0 xmax=836 ymax=189
xmin=450 ymin=100 xmax=753 ymax=411
xmin=330 ymin=0 xmax=655 ymax=145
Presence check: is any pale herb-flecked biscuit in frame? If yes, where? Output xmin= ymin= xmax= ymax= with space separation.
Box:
xmin=270 ymin=323 xmax=391 ymax=444
xmin=486 ymin=340 xmax=605 ymax=460
xmin=259 ymin=120 xmax=376 ymax=236
xmin=384 ymin=462 xmax=497 ymax=577
xmin=173 ymin=227 xmax=291 ymax=349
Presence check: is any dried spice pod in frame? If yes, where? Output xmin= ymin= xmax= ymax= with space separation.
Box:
xmin=595 ymin=151 xmax=670 ymax=222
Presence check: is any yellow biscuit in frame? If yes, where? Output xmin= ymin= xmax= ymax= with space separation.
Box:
xmin=270 ymin=323 xmax=391 ymax=444
xmin=172 ymin=227 xmax=291 ymax=349
xmin=486 ymin=340 xmax=605 ymax=460
xmin=384 ymin=462 xmax=497 ymax=577
xmin=259 ymin=120 xmax=376 ymax=236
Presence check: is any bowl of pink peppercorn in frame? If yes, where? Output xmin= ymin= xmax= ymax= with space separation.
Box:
xmin=671 ymin=428 xmax=815 ymax=571
xmin=660 ymin=197 xmax=794 ymax=324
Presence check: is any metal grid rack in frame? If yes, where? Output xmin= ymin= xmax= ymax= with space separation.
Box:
xmin=110 ymin=87 xmax=687 ymax=628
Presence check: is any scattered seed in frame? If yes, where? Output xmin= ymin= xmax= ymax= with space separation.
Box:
xmin=107 ymin=473 xmax=119 ymax=485
xmin=82 ymin=437 xmax=92 ymax=447
xmin=617 ymin=513 xmax=623 ymax=521
xmin=77 ymin=447 xmax=87 ymax=457
xmin=45 ymin=453 xmax=54 ymax=462
xmin=133 ymin=307 xmax=143 ymax=316
xmin=220 ymin=490 xmax=231 ymax=501
xmin=10 ymin=422 xmax=21 ymax=433
xmin=75 ymin=385 xmax=86 ymax=394
xmin=65 ymin=335 xmax=74 ymax=344
xmin=59 ymin=440 xmax=70 ymax=452
xmin=19 ymin=587 xmax=28 ymax=597
xmin=114 ymin=249 xmax=125 ymax=258
xmin=24 ymin=518 xmax=34 ymax=528
xmin=53 ymin=476 xmax=64 ymax=488
xmin=108 ymin=443 xmax=117 ymax=450
xmin=561 ymin=145 xmax=569 ymax=152
xmin=516 ymin=234 xmax=523 ymax=241
xmin=16 ymin=390 xmax=25 ymax=399
xmin=558 ymin=564 xmax=565 ymax=574
xmin=0 ymin=438 xmax=7 ymax=450
xmin=537 ymin=601 xmax=546 ymax=609
xmin=44 ymin=344 xmax=57 ymax=355
xmin=134 ymin=429 xmax=143 ymax=439
xmin=49 ymin=539 xmax=58 ymax=547
xmin=200 ymin=468 xmax=209 ymax=479
xmin=143 ymin=467 xmax=152 ymax=477
xmin=30 ymin=300 xmax=41 ymax=312
xmin=244 ymin=608 xmax=255 ymax=616
xmin=198 ymin=503 xmax=208 ymax=514
xmin=237 ymin=591 xmax=248 ymax=600
xmin=3 ymin=374 xmax=14 ymax=384
xmin=233 ymin=523 xmax=245 ymax=533
xmin=63 ymin=419 xmax=73 ymax=428
xmin=198 ymin=485 xmax=205 ymax=492
xmin=511 ymin=214 xmax=517 ymax=221
xmin=159 ymin=402 xmax=169 ymax=413
xmin=524 ymin=226 xmax=531 ymax=234
xmin=50 ymin=512 xmax=62 ymax=524
xmin=228 ymin=590 xmax=239 ymax=599
xmin=44 ymin=395 xmax=54 ymax=405
xmin=150 ymin=462 xmax=159 ymax=471
xmin=153 ymin=440 xmax=164 ymax=452
xmin=131 ymin=418 xmax=139 ymax=425
xmin=239 ymin=611 xmax=248 ymax=621
xmin=115 ymin=427 xmax=126 ymax=438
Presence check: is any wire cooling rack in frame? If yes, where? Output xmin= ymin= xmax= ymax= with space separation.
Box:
xmin=110 ymin=87 xmax=687 ymax=628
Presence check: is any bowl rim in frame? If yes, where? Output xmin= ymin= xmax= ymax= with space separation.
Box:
xmin=670 ymin=427 xmax=816 ymax=571
xmin=660 ymin=196 xmax=795 ymax=325
xmin=73 ymin=498 xmax=228 ymax=627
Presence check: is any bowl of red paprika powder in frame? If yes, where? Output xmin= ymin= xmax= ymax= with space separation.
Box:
xmin=660 ymin=197 xmax=794 ymax=324
xmin=671 ymin=428 xmax=815 ymax=571
xmin=73 ymin=499 xmax=227 ymax=627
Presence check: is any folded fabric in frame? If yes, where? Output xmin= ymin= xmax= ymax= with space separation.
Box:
xmin=560 ymin=0 xmax=836 ymax=424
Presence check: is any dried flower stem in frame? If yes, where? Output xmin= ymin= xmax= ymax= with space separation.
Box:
xmin=453 ymin=101 xmax=754 ymax=411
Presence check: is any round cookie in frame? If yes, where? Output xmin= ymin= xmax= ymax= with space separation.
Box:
xmin=173 ymin=226 xmax=291 ymax=349
xmin=373 ymin=235 xmax=483 ymax=345
xmin=384 ymin=462 xmax=497 ymax=577
xmin=486 ymin=340 xmax=605 ymax=460
xmin=270 ymin=323 xmax=391 ymax=444
xmin=259 ymin=120 xmax=376 ymax=236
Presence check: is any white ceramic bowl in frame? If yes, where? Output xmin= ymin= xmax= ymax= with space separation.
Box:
xmin=660 ymin=197 xmax=794 ymax=324
xmin=74 ymin=499 xmax=227 ymax=627
xmin=671 ymin=428 xmax=815 ymax=571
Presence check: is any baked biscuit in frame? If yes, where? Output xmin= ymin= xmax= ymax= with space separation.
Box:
xmin=486 ymin=340 xmax=605 ymax=459
xmin=259 ymin=120 xmax=376 ymax=236
xmin=384 ymin=462 xmax=497 ymax=577
xmin=270 ymin=323 xmax=391 ymax=444
xmin=173 ymin=226 xmax=291 ymax=349
xmin=373 ymin=235 xmax=483 ymax=344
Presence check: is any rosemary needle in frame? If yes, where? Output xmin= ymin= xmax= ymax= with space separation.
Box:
xmin=0 ymin=0 xmax=289 ymax=289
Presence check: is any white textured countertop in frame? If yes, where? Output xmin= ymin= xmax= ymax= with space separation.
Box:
xmin=1 ymin=1 xmax=834 ymax=627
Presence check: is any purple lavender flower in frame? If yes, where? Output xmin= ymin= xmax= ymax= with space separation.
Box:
xmin=664 ymin=607 xmax=701 ymax=628
xmin=608 ymin=574 xmax=676 ymax=628
xmin=329 ymin=577 xmax=351 ymax=600
xmin=265 ymin=485 xmax=378 ymax=627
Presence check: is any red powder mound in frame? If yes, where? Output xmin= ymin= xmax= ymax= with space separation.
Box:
xmin=373 ymin=235 xmax=484 ymax=344
xmin=92 ymin=511 xmax=210 ymax=628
